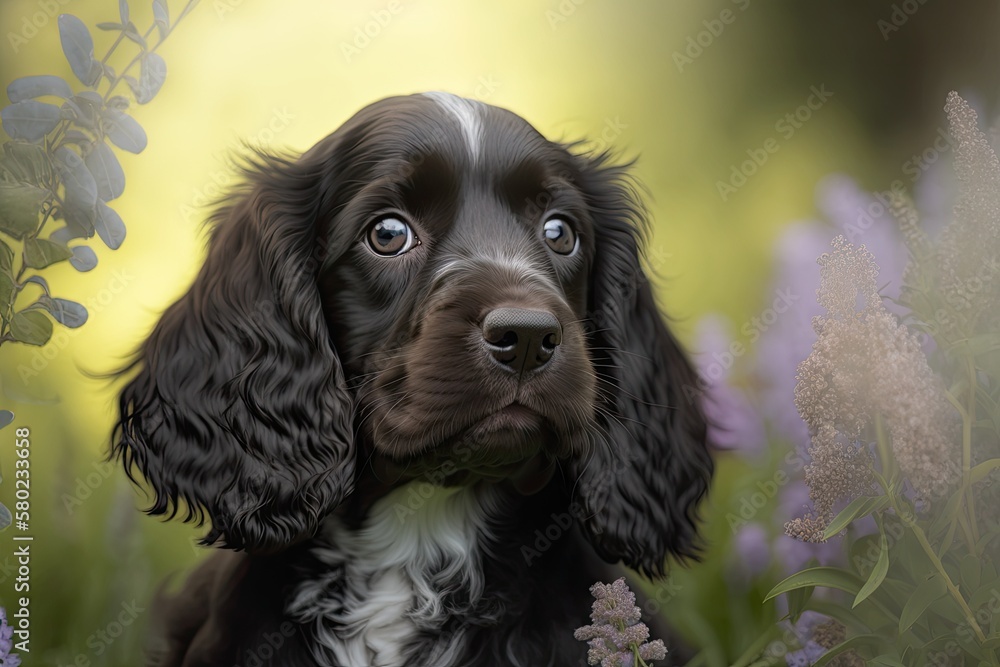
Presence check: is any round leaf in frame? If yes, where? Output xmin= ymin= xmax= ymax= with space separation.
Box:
xmin=50 ymin=226 xmax=88 ymax=245
xmin=95 ymin=201 xmax=127 ymax=249
xmin=58 ymin=15 xmax=101 ymax=86
xmin=56 ymin=146 xmax=98 ymax=208
xmin=102 ymin=109 xmax=147 ymax=153
xmin=1 ymin=101 xmax=62 ymax=142
xmin=0 ymin=182 xmax=47 ymax=239
xmin=7 ymin=75 xmax=72 ymax=103
xmin=24 ymin=238 xmax=73 ymax=269
xmin=85 ymin=142 xmax=125 ymax=200
xmin=10 ymin=309 xmax=52 ymax=345
xmin=0 ymin=503 xmax=10 ymax=530
xmin=24 ymin=275 xmax=51 ymax=295
xmin=45 ymin=297 xmax=88 ymax=328
xmin=69 ymin=245 xmax=98 ymax=272
xmin=0 ymin=410 xmax=13 ymax=429
xmin=152 ymin=0 xmax=169 ymax=36
xmin=133 ymin=53 xmax=167 ymax=104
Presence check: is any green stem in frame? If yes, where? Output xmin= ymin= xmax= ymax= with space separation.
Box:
xmin=964 ymin=357 xmax=980 ymax=545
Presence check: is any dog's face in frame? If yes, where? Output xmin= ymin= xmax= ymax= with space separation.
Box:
xmin=317 ymin=95 xmax=596 ymax=484
xmin=115 ymin=93 xmax=712 ymax=575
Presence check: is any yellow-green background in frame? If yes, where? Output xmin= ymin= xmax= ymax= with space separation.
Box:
xmin=0 ymin=0 xmax=996 ymax=664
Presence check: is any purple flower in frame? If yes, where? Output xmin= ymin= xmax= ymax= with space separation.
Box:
xmin=693 ymin=315 xmax=765 ymax=455
xmin=574 ymin=579 xmax=668 ymax=667
xmin=0 ymin=608 xmax=19 ymax=667
xmin=731 ymin=523 xmax=771 ymax=580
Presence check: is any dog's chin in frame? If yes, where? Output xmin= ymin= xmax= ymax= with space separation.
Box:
xmin=375 ymin=405 xmax=564 ymax=495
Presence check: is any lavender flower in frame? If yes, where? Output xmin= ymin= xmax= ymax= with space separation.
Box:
xmin=782 ymin=612 xmax=863 ymax=667
xmin=0 ymin=608 xmax=20 ymax=667
xmin=693 ymin=315 xmax=766 ymax=455
xmin=574 ymin=578 xmax=667 ymax=667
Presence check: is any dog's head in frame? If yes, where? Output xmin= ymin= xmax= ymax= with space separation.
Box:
xmin=115 ymin=93 xmax=712 ymax=574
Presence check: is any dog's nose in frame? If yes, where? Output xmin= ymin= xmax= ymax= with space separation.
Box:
xmin=482 ymin=308 xmax=562 ymax=375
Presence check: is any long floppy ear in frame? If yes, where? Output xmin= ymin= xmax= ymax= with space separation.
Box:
xmin=114 ymin=150 xmax=354 ymax=554
xmin=571 ymin=153 xmax=713 ymax=576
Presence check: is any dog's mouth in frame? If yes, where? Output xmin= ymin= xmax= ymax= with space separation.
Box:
xmin=370 ymin=400 xmax=561 ymax=494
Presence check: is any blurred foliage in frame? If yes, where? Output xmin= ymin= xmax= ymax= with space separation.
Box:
xmin=0 ymin=0 xmax=996 ymax=665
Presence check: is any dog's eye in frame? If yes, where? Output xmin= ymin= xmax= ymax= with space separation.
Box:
xmin=367 ymin=215 xmax=418 ymax=256
xmin=543 ymin=217 xmax=578 ymax=256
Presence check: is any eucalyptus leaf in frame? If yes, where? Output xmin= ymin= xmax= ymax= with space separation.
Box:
xmin=1 ymin=101 xmax=62 ymax=142
xmin=0 ymin=410 xmax=13 ymax=429
xmin=25 ymin=275 xmax=50 ymax=295
xmin=95 ymin=201 xmax=127 ymax=249
xmin=42 ymin=296 xmax=88 ymax=328
xmin=10 ymin=309 xmax=52 ymax=345
xmin=152 ymin=0 xmax=169 ymax=35
xmin=7 ymin=75 xmax=72 ymax=103
xmin=0 ymin=182 xmax=47 ymax=238
xmin=107 ymin=95 xmax=130 ymax=111
xmin=134 ymin=53 xmax=166 ymax=104
xmin=0 ymin=272 xmax=14 ymax=319
xmin=50 ymin=226 xmax=87 ymax=245
xmin=56 ymin=147 xmax=98 ymax=231
xmin=123 ymin=22 xmax=146 ymax=48
xmin=2 ymin=141 xmax=53 ymax=186
xmin=58 ymin=14 xmax=101 ymax=86
xmin=69 ymin=245 xmax=98 ymax=272
xmin=96 ymin=21 xmax=125 ymax=31
xmin=119 ymin=0 xmax=130 ymax=24
xmin=0 ymin=503 xmax=10 ymax=530
xmin=0 ymin=239 xmax=13 ymax=271
xmin=61 ymin=129 xmax=92 ymax=146
xmin=102 ymin=109 xmax=147 ymax=153
xmin=24 ymin=238 xmax=73 ymax=269
xmin=85 ymin=142 xmax=125 ymax=200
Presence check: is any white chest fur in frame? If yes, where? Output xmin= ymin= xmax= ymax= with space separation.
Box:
xmin=287 ymin=482 xmax=497 ymax=667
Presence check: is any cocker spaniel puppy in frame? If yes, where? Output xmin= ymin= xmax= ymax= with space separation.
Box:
xmin=114 ymin=92 xmax=713 ymax=667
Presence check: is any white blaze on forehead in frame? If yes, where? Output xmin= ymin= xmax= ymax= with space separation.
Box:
xmin=423 ymin=91 xmax=483 ymax=163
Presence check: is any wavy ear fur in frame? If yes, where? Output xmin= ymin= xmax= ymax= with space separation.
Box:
xmin=572 ymin=153 xmax=713 ymax=576
xmin=114 ymin=151 xmax=354 ymax=553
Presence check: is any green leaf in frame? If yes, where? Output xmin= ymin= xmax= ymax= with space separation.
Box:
xmin=94 ymin=201 xmax=126 ymax=249
xmin=763 ymin=567 xmax=864 ymax=602
xmin=10 ymin=308 xmax=52 ymax=345
xmin=119 ymin=0 xmax=130 ymax=24
xmin=853 ymin=522 xmax=889 ymax=608
xmin=824 ymin=495 xmax=890 ymax=539
xmin=0 ymin=271 xmax=15 ymax=321
xmin=898 ymin=574 xmax=947 ymax=633
xmin=1 ymin=101 xmax=62 ymax=142
xmin=58 ymin=14 xmax=101 ymax=86
xmin=0 ymin=182 xmax=47 ymax=238
xmin=1 ymin=141 xmax=54 ymax=186
xmin=132 ymin=52 xmax=166 ymax=104
xmin=786 ymin=584 xmax=814 ymax=624
xmin=96 ymin=21 xmax=125 ymax=30
xmin=959 ymin=554 xmax=981 ymax=591
xmin=123 ymin=21 xmax=146 ymax=48
xmin=970 ymin=458 xmax=1000 ymax=484
xmin=24 ymin=238 xmax=73 ymax=269
xmin=811 ymin=635 xmax=884 ymax=667
xmin=0 ymin=239 xmax=13 ymax=271
xmin=0 ymin=502 xmax=10 ymax=530
xmin=0 ymin=410 xmax=13 ymax=429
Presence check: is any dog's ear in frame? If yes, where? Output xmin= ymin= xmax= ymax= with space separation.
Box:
xmin=571 ymin=153 xmax=713 ymax=576
xmin=114 ymin=149 xmax=354 ymax=554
